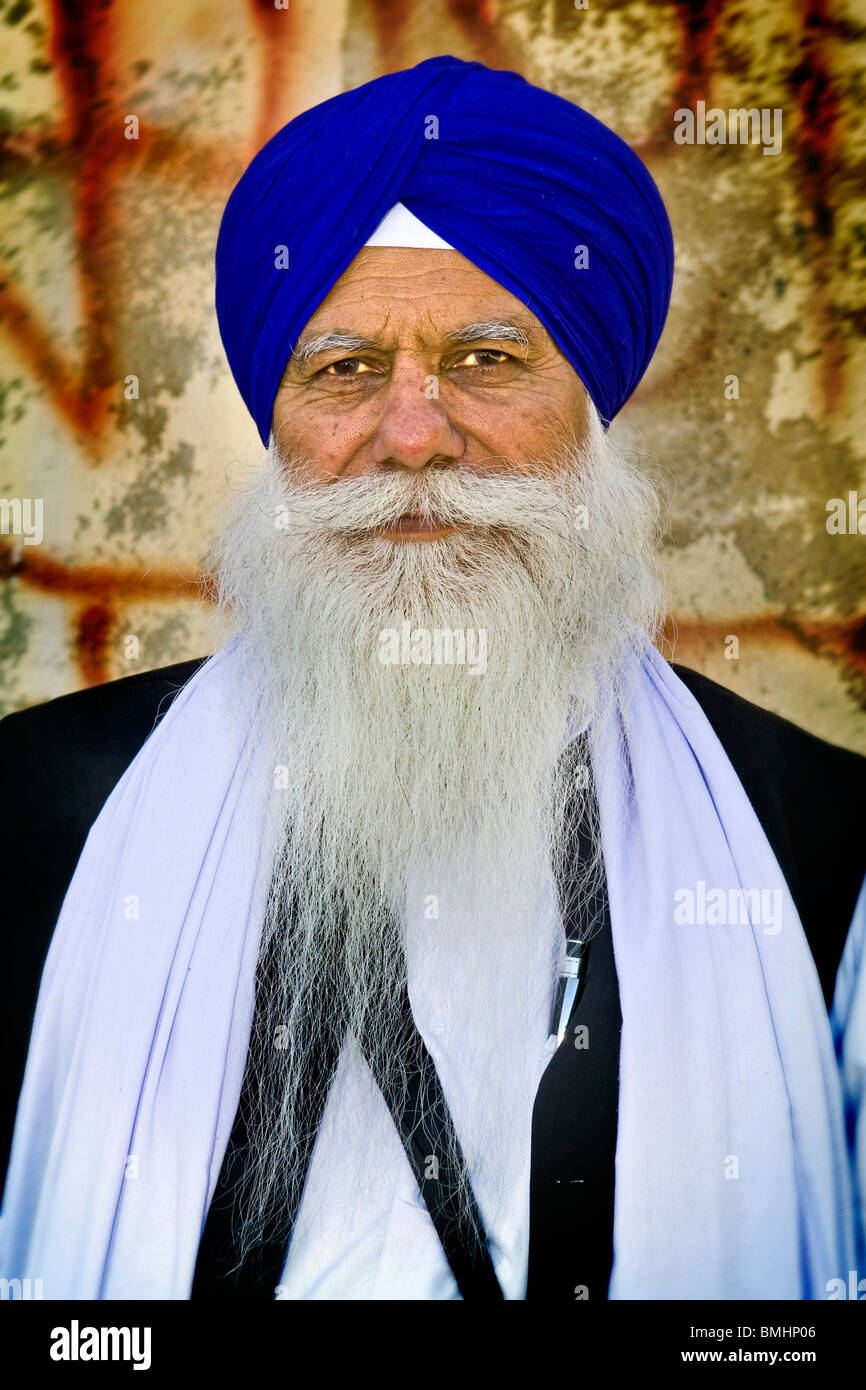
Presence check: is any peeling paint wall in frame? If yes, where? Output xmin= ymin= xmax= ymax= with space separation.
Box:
xmin=0 ymin=0 xmax=864 ymax=750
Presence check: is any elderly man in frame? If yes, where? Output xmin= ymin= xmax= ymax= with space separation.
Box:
xmin=1 ymin=56 xmax=864 ymax=1303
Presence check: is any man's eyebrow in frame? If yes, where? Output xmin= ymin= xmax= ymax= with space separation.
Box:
xmin=291 ymin=319 xmax=536 ymax=367
xmin=293 ymin=331 xmax=378 ymax=363
xmin=443 ymin=320 xmax=533 ymax=350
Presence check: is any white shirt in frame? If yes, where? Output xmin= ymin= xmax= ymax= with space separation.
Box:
xmin=275 ymin=867 xmax=562 ymax=1300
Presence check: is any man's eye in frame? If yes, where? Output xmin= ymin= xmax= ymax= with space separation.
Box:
xmin=323 ymin=358 xmax=374 ymax=377
xmin=456 ymin=349 xmax=512 ymax=368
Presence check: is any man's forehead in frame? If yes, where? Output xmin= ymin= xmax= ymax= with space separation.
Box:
xmin=294 ymin=248 xmax=549 ymax=354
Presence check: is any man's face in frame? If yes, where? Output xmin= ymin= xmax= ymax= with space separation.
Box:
xmin=271 ymin=247 xmax=591 ymax=540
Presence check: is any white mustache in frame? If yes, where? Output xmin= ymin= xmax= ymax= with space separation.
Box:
xmin=277 ymin=463 xmax=578 ymax=535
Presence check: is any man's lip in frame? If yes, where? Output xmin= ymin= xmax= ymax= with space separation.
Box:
xmin=376 ymin=514 xmax=459 ymax=538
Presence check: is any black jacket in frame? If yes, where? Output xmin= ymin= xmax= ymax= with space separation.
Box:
xmin=1 ymin=657 xmax=864 ymax=1299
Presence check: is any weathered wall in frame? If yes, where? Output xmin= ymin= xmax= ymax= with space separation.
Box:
xmin=1 ymin=0 xmax=864 ymax=749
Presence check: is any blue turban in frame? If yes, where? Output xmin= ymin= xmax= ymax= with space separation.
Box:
xmin=215 ymin=55 xmax=674 ymax=446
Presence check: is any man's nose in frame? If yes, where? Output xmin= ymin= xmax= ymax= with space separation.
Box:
xmin=370 ymin=362 xmax=464 ymax=471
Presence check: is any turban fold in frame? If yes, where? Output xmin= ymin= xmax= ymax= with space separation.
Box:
xmin=215 ymin=55 xmax=674 ymax=446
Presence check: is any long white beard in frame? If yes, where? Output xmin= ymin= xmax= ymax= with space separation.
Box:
xmin=204 ymin=409 xmax=664 ymax=1267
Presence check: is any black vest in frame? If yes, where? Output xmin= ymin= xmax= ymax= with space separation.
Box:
xmin=1 ymin=658 xmax=864 ymax=1298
